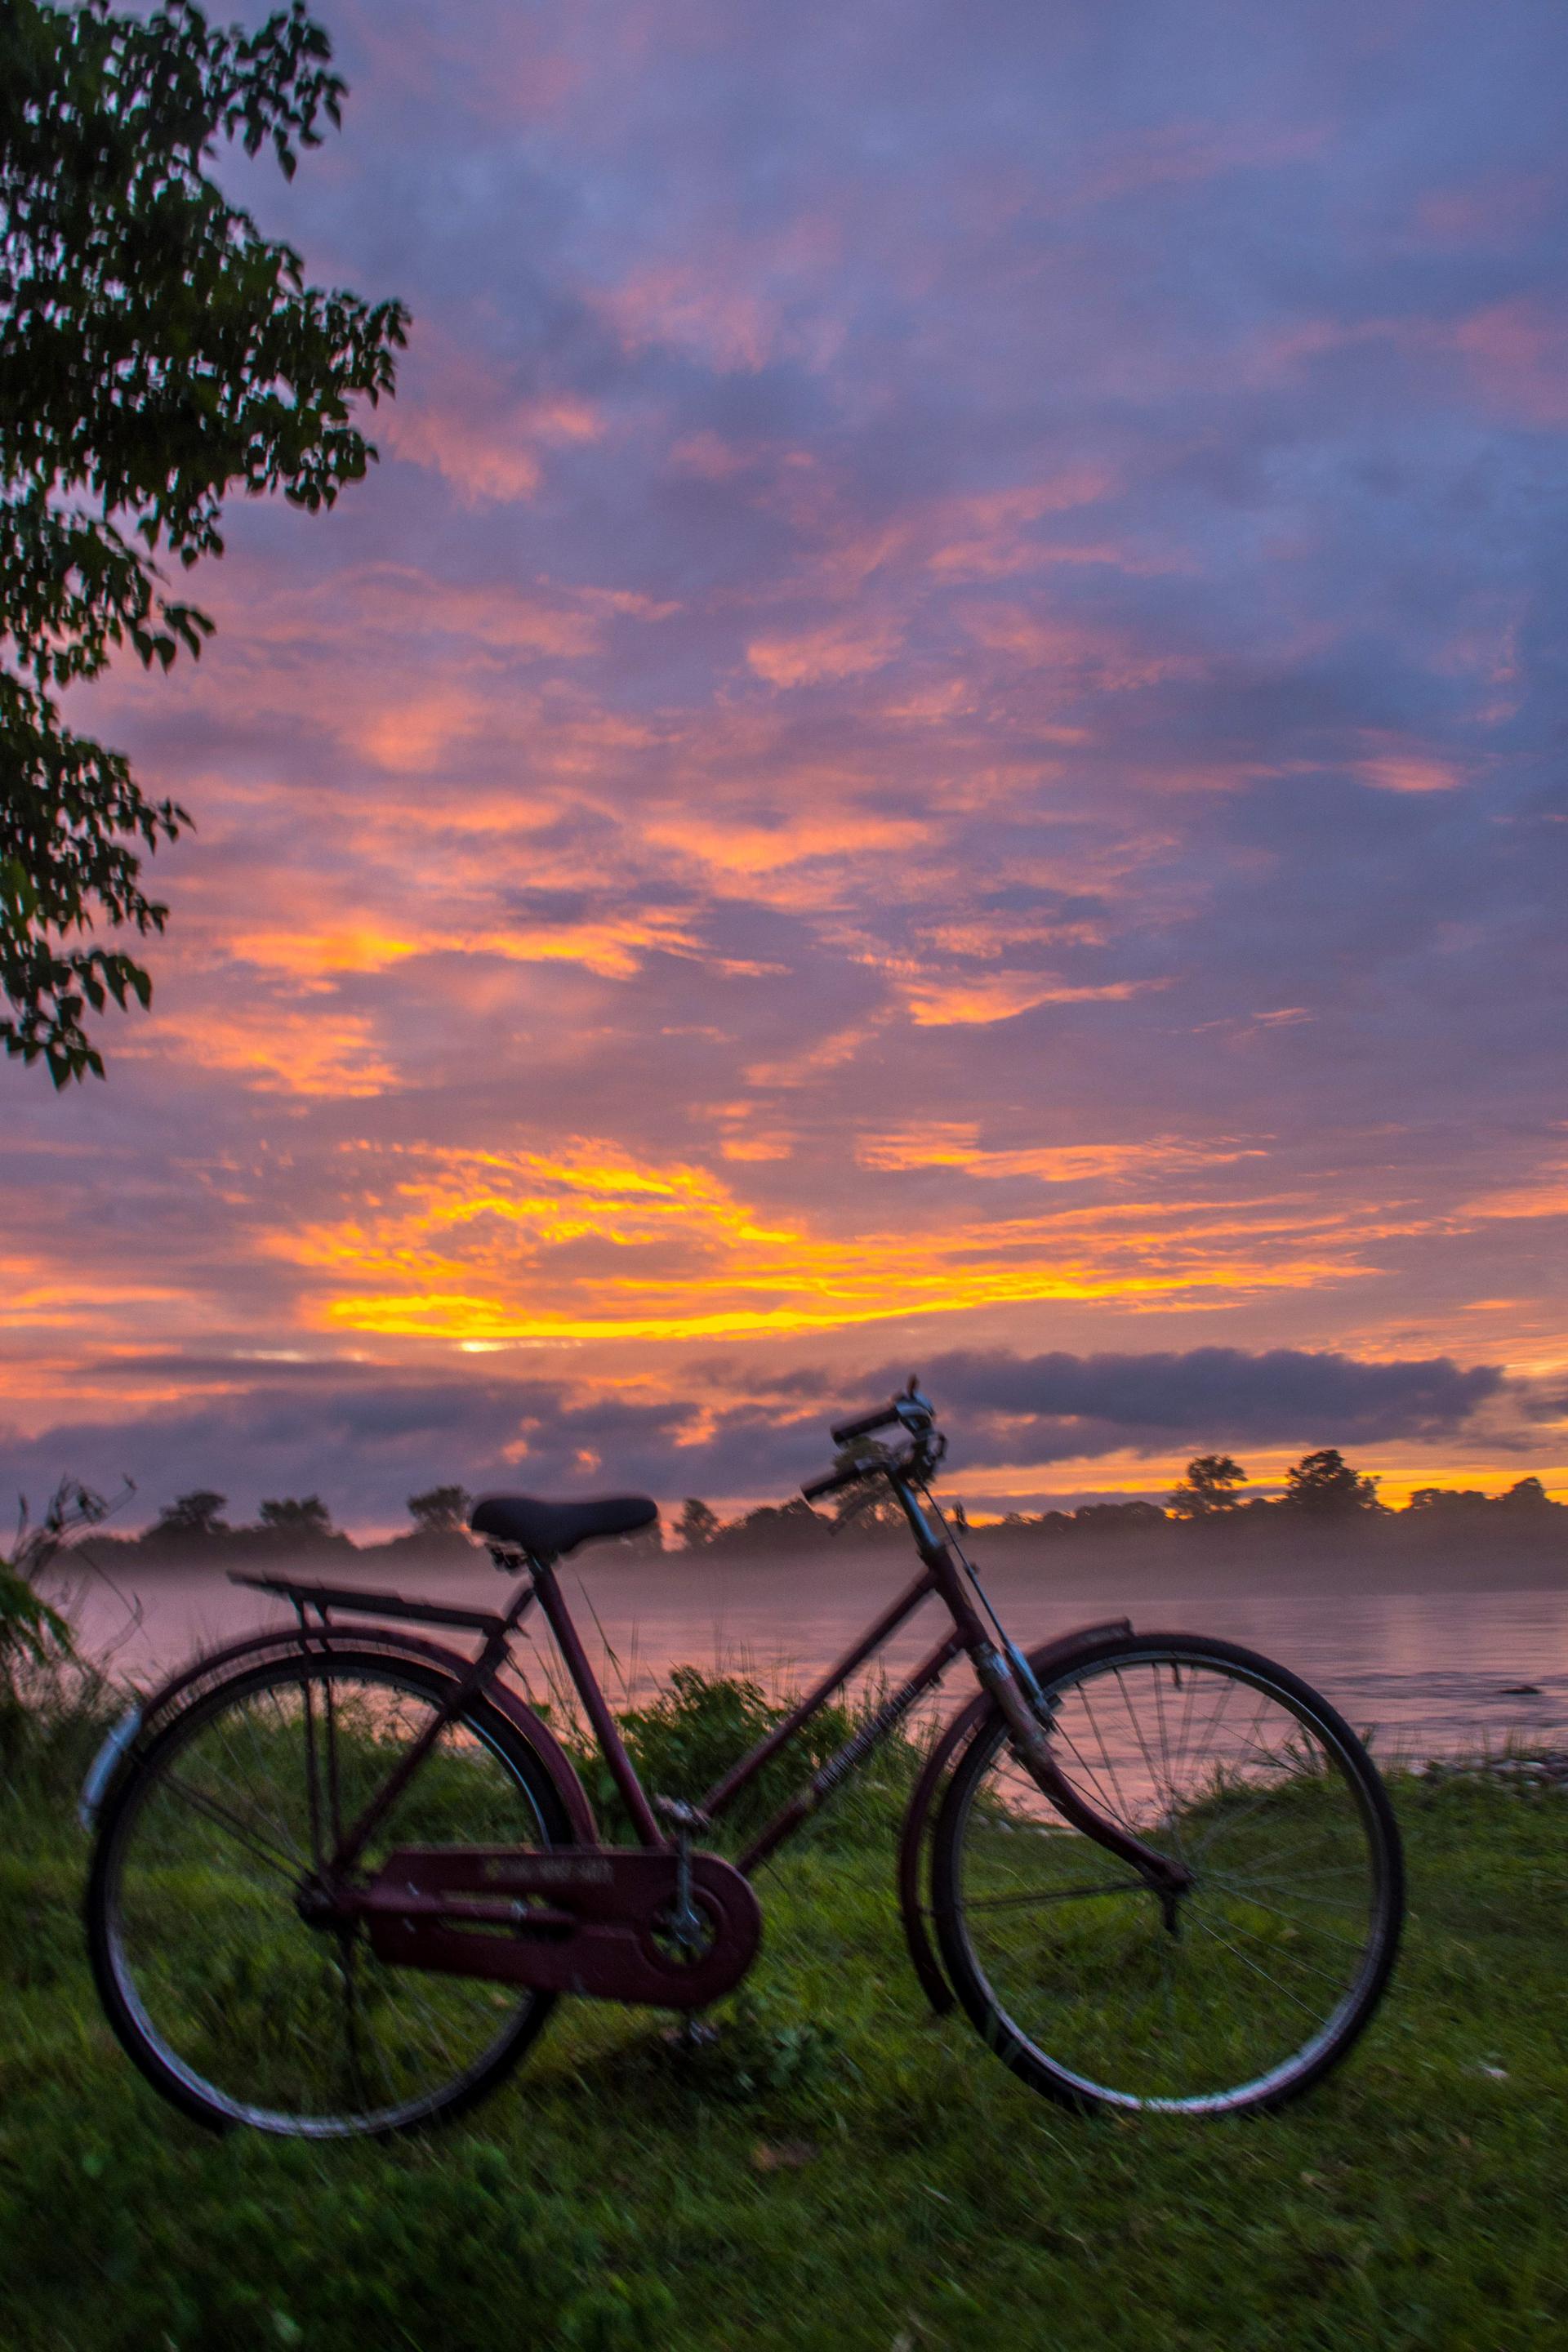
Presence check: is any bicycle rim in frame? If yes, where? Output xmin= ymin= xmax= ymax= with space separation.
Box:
xmin=89 ymin=1651 xmax=567 ymax=2136
xmin=933 ymin=1634 xmax=1402 ymax=2114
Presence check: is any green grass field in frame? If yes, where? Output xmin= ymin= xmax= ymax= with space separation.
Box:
xmin=1 ymin=1692 xmax=1566 ymax=2352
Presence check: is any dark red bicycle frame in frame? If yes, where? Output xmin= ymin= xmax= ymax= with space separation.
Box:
xmin=296 ymin=1470 xmax=1172 ymax=1890
xmin=235 ymin=1463 xmax=1184 ymax=2014
xmin=530 ymin=1481 xmax=1180 ymax=1890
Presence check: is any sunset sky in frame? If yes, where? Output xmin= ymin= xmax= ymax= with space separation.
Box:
xmin=5 ymin=0 xmax=1566 ymax=1530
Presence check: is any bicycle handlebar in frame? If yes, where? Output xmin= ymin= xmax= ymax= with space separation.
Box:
xmin=808 ymin=1383 xmax=939 ymax=1503
xmin=829 ymin=1401 xmax=904 ymax=1446
xmin=800 ymin=1460 xmax=867 ymax=1502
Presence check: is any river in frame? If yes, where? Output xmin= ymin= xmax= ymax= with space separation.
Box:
xmin=51 ymin=1533 xmax=1568 ymax=1764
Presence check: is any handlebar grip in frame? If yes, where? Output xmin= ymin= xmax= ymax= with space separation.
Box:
xmin=829 ymin=1401 xmax=902 ymax=1446
xmin=801 ymin=1461 xmax=866 ymax=1501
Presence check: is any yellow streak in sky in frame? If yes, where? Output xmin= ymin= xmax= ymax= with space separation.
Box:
xmin=278 ymin=1142 xmax=1370 ymax=1346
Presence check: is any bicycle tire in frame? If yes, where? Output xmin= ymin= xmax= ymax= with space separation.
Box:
xmin=930 ymin=1630 xmax=1403 ymax=2115
xmin=87 ymin=1643 xmax=575 ymax=2137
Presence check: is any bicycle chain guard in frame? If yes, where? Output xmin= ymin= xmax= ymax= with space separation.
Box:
xmin=354 ymin=1845 xmax=762 ymax=2009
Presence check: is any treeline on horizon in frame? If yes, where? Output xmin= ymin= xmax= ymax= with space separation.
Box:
xmin=63 ymin=1452 xmax=1567 ymax=1568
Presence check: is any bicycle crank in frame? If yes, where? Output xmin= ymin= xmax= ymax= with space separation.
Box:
xmin=353 ymin=1845 xmax=762 ymax=2008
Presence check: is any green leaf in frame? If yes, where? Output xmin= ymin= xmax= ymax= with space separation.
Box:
xmin=0 ymin=0 xmax=405 ymax=1084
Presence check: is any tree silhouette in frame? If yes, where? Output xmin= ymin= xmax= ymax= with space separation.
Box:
xmin=406 ymin=1485 xmax=470 ymax=1535
xmin=1498 ymin=1476 xmax=1551 ymax=1512
xmin=149 ymin=1490 xmax=229 ymax=1542
xmin=1166 ymin=1454 xmax=1247 ymax=1519
xmin=678 ymin=1499 xmax=720 ymax=1549
xmin=256 ymin=1494 xmax=334 ymax=1542
xmin=1281 ymin=1449 xmax=1380 ymax=1516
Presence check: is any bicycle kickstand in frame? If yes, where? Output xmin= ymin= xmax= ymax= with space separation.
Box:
xmin=655 ymin=1794 xmax=720 ymax=2053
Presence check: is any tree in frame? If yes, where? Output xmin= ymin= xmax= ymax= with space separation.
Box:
xmin=617 ymin=1511 xmax=663 ymax=1553
xmin=1281 ymin=1449 xmax=1380 ymax=1517
xmin=256 ymin=1494 xmax=333 ymax=1542
xmin=833 ymin=1487 xmax=906 ymax=1538
xmin=1071 ymin=1500 xmax=1169 ymax=1535
xmin=1497 ymin=1476 xmax=1553 ymax=1512
xmin=713 ymin=1499 xmax=827 ymax=1555
xmin=1406 ymin=1487 xmax=1487 ymax=1514
xmin=1 ymin=0 xmax=406 ymax=1082
xmin=149 ymin=1489 xmax=229 ymax=1542
xmin=1166 ymin=1454 xmax=1248 ymax=1519
xmin=406 ymin=1485 xmax=470 ymax=1537
xmin=677 ymin=1499 xmax=720 ymax=1550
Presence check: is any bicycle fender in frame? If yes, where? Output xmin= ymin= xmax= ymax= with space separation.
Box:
xmin=897 ymin=1617 xmax=1132 ymax=2017
xmin=96 ymin=1622 xmax=598 ymax=1846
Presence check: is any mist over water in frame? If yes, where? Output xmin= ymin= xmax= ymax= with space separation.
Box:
xmin=54 ymin=1535 xmax=1568 ymax=1765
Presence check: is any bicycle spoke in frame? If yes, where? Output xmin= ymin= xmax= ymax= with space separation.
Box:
xmin=159 ymin=1771 xmax=304 ymax=1882
xmin=1049 ymin=1712 xmax=1132 ymax=1828
xmin=1185 ymin=1916 xmax=1330 ymax=2023
xmin=940 ymin=1637 xmax=1397 ymax=2114
xmin=955 ymin=1878 xmax=1144 ymax=1913
xmin=1201 ymin=1878 xmax=1368 ymax=1948
xmin=1112 ymin=1667 xmax=1171 ymax=1833
xmin=96 ymin=1656 xmax=554 ymax=2135
xmin=1072 ymin=1680 xmax=1138 ymax=1829
xmin=1148 ymin=1665 xmax=1186 ymax=1860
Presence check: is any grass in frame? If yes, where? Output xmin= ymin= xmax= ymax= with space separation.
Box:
xmin=1 ymin=1682 xmax=1566 ymax=2351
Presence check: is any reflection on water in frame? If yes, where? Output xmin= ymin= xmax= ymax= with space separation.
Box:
xmin=51 ymin=1541 xmax=1568 ymax=1766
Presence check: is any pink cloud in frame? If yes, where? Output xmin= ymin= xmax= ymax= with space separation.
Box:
xmin=1450 ymin=298 xmax=1568 ymax=427
xmin=746 ymin=615 xmax=905 ymax=688
xmin=1411 ymin=172 xmax=1559 ymax=247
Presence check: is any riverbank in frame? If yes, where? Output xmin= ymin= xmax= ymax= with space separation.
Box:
xmin=1 ymin=1703 xmax=1565 ymax=2350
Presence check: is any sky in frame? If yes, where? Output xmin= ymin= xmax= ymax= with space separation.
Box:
xmin=5 ymin=0 xmax=1567 ymax=1532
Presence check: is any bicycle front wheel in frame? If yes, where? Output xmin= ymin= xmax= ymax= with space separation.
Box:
xmin=931 ymin=1633 xmax=1402 ymax=2115
xmin=87 ymin=1646 xmax=573 ymax=2136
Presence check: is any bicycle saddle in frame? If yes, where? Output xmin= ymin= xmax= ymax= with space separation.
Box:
xmin=470 ymin=1491 xmax=658 ymax=1560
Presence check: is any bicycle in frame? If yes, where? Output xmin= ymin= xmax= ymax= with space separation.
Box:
xmin=82 ymin=1382 xmax=1403 ymax=2136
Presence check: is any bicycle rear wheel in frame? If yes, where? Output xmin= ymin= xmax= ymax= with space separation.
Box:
xmin=87 ymin=1646 xmax=573 ymax=2136
xmin=931 ymin=1633 xmax=1402 ymax=2114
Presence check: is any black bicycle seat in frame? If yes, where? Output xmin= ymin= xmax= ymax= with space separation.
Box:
xmin=470 ymin=1492 xmax=657 ymax=1560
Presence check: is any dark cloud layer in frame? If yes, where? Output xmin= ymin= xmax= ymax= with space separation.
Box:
xmin=861 ymin=1347 xmax=1506 ymax=1468
xmin=0 ymin=1346 xmax=1505 ymax=1530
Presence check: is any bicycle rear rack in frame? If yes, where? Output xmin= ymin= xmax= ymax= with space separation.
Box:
xmin=227 ymin=1570 xmax=510 ymax=1639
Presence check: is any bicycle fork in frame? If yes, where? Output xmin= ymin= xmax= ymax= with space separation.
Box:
xmin=897 ymin=1476 xmax=1193 ymax=1931
xmin=971 ymin=1642 xmax=1192 ymax=1927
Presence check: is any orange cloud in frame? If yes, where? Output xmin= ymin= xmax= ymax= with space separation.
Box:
xmin=352 ymin=688 xmax=489 ymax=774
xmin=1459 ymin=1163 xmax=1568 ymax=1223
xmin=857 ymin=1128 xmax=1258 ymax=1180
xmin=647 ymin=809 xmax=932 ymax=879
xmin=226 ymin=911 xmax=705 ymax=985
xmin=135 ymin=1007 xmax=403 ymax=1098
xmin=273 ymin=1139 xmax=1372 ymax=1351
xmin=902 ymin=973 xmax=1154 ymax=1026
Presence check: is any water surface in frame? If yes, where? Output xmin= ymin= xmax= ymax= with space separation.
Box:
xmin=55 ymin=1537 xmax=1568 ymax=1764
